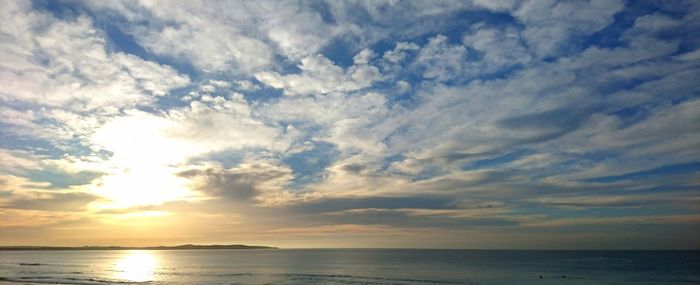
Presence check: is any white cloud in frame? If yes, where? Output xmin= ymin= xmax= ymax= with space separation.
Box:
xmin=233 ymin=80 xmax=261 ymax=91
xmin=88 ymin=0 xmax=341 ymax=70
xmin=400 ymin=27 xmax=532 ymax=83
xmin=92 ymin=94 xmax=280 ymax=166
xmin=395 ymin=80 xmax=412 ymax=93
xmin=471 ymin=0 xmax=518 ymax=11
xmin=208 ymin=80 xmax=231 ymax=88
xmin=117 ymin=1 xmax=275 ymax=73
xmin=462 ymin=24 xmax=531 ymax=69
xmin=0 ymin=149 xmax=41 ymax=172
xmin=255 ymin=54 xmax=382 ymax=96
xmin=414 ymin=35 xmax=469 ymax=81
xmin=353 ymin=48 xmax=376 ymax=65
xmin=83 ymin=94 xmax=282 ymax=208
xmin=170 ymin=94 xmax=280 ymax=153
xmin=383 ymin=42 xmax=420 ymax=63
xmin=84 ymin=0 xmax=508 ymax=74
xmin=0 ymin=2 xmax=189 ymax=152
xmin=590 ymin=99 xmax=700 ymax=161
xmin=199 ymin=85 xmax=216 ymax=93
xmin=0 ymin=5 xmax=188 ymax=111
xmin=514 ymin=0 xmax=625 ymax=57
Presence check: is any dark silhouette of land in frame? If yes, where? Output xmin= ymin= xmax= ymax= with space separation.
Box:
xmin=0 ymin=244 xmax=277 ymax=250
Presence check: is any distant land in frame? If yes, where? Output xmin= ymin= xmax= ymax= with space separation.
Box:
xmin=0 ymin=244 xmax=277 ymax=250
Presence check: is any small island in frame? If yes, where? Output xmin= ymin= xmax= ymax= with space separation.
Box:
xmin=0 ymin=244 xmax=277 ymax=251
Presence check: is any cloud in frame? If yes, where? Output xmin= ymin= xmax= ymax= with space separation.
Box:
xmin=408 ymin=26 xmax=531 ymax=83
xmin=0 ymin=208 xmax=85 ymax=228
xmin=513 ymin=0 xmax=625 ymax=57
xmin=255 ymin=54 xmax=382 ymax=96
xmin=383 ymin=42 xmax=420 ymax=63
xmin=0 ymin=0 xmax=189 ymax=156
xmin=353 ymin=48 xmax=376 ymax=65
xmin=414 ymin=35 xmax=469 ymax=81
xmin=93 ymin=0 xmax=277 ymax=73
xmin=168 ymin=93 xmax=280 ymax=152
xmin=294 ymin=195 xmax=459 ymax=214
xmin=518 ymin=214 xmax=700 ymax=228
xmin=232 ymin=80 xmax=260 ymax=91
xmin=0 ymin=149 xmax=41 ymax=172
xmin=1 ymin=0 xmax=700 ymax=248
xmin=179 ymin=161 xmax=295 ymax=205
xmin=535 ymin=194 xmax=700 ymax=208
xmin=496 ymin=107 xmax=590 ymax=143
xmin=77 ymin=93 xmax=282 ymax=208
xmin=1 ymin=191 xmax=101 ymax=212
xmin=91 ymin=93 xmax=280 ymax=165
xmin=0 ymin=174 xmax=101 ymax=212
xmin=0 ymin=3 xmax=188 ymax=111
xmin=462 ymin=24 xmax=531 ymax=70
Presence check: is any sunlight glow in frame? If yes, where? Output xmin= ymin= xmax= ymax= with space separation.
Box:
xmin=95 ymin=166 xmax=192 ymax=209
xmin=90 ymin=112 xmax=202 ymax=209
xmin=114 ymin=251 xmax=157 ymax=282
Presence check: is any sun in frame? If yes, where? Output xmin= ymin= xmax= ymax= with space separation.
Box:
xmin=95 ymin=166 xmax=192 ymax=208
xmin=89 ymin=111 xmax=203 ymax=209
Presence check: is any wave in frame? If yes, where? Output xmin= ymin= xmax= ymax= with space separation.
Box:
xmin=154 ymin=271 xmax=461 ymax=284
xmin=273 ymin=273 xmax=462 ymax=284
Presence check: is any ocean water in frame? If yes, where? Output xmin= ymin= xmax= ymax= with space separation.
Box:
xmin=0 ymin=249 xmax=698 ymax=285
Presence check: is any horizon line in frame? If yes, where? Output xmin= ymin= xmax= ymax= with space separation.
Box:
xmin=1 ymin=244 xmax=698 ymax=251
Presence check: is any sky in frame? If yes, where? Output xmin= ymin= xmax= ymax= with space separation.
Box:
xmin=0 ymin=0 xmax=699 ymax=249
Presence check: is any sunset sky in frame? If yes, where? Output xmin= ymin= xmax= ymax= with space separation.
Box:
xmin=1 ymin=0 xmax=699 ymax=249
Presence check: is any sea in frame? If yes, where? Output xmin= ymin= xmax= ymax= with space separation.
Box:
xmin=1 ymin=249 xmax=698 ymax=284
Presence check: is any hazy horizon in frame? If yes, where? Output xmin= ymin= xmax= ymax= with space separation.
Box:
xmin=1 ymin=0 xmax=699 ymax=250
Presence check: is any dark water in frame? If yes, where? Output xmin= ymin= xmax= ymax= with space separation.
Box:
xmin=1 ymin=249 xmax=698 ymax=284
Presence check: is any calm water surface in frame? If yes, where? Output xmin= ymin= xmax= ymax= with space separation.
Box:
xmin=1 ymin=249 xmax=698 ymax=284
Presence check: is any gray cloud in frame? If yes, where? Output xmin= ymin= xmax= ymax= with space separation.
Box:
xmin=178 ymin=162 xmax=293 ymax=202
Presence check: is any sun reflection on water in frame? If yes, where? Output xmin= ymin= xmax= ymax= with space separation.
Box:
xmin=115 ymin=251 xmax=157 ymax=282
